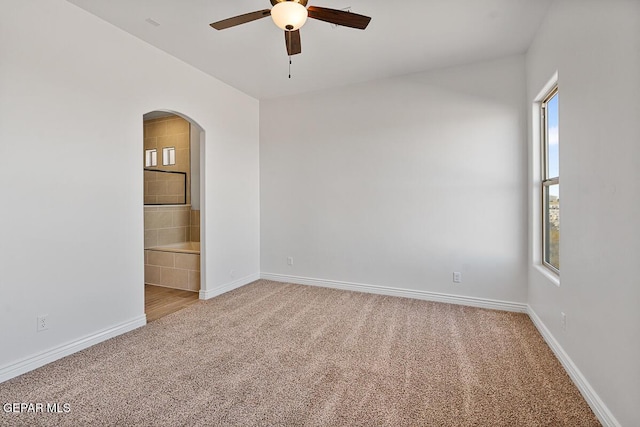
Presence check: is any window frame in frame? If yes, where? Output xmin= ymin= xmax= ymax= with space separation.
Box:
xmin=541 ymin=85 xmax=559 ymax=274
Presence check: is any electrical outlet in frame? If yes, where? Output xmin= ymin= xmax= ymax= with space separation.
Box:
xmin=453 ymin=272 xmax=462 ymax=283
xmin=287 ymin=256 xmax=294 ymax=266
xmin=561 ymin=312 xmax=567 ymax=331
xmin=230 ymin=270 xmax=235 ymax=278
xmin=37 ymin=315 xmax=49 ymax=332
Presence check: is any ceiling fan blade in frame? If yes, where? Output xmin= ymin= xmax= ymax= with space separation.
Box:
xmin=210 ymin=9 xmax=271 ymax=30
xmin=307 ymin=6 xmax=371 ymax=30
xmin=285 ymin=29 xmax=302 ymax=55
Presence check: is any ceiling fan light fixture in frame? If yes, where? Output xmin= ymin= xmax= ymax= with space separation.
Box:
xmin=271 ymin=1 xmax=308 ymax=31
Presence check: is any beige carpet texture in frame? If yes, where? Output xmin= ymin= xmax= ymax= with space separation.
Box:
xmin=0 ymin=280 xmax=600 ymax=426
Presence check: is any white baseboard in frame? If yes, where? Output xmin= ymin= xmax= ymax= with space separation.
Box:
xmin=261 ymin=273 xmax=618 ymax=425
xmin=1 ymin=271 xmax=263 ymax=383
xmin=527 ymin=306 xmax=620 ymax=427
xmin=199 ymin=272 xmax=261 ymax=300
xmin=1 ymin=274 xmax=617 ymax=427
xmin=260 ymin=273 xmax=527 ymax=313
xmin=0 ymin=315 xmax=146 ymax=384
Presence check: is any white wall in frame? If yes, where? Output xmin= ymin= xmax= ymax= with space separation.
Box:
xmin=190 ymin=123 xmax=201 ymax=211
xmin=526 ymin=1 xmax=640 ymax=425
xmin=0 ymin=0 xmax=259 ymax=377
xmin=3 ymin=1 xmax=636 ymax=423
xmin=261 ymin=56 xmax=528 ymax=304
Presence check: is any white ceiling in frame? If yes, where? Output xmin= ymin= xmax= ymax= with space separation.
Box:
xmin=66 ymin=0 xmax=552 ymax=100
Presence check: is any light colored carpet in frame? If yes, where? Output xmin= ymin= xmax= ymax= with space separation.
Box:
xmin=0 ymin=280 xmax=600 ymax=426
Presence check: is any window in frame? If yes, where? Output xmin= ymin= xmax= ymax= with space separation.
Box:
xmin=144 ymin=149 xmax=157 ymax=167
xmin=541 ymin=86 xmax=559 ymax=272
xmin=162 ymin=147 xmax=176 ymax=166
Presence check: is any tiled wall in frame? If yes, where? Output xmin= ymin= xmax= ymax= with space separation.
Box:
xmin=144 ymin=205 xmax=200 ymax=248
xmin=190 ymin=210 xmax=200 ymax=242
xmin=144 ymin=205 xmax=200 ymax=290
xmin=144 ymin=170 xmax=187 ymax=205
xmin=144 ymin=205 xmax=190 ymax=248
xmin=144 ymin=250 xmax=200 ymax=292
xmin=144 ymin=114 xmax=191 ymax=205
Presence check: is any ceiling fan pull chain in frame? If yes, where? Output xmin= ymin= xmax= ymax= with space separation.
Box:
xmin=289 ymin=56 xmax=292 ymax=79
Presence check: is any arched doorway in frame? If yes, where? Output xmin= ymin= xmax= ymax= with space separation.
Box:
xmin=141 ymin=110 xmax=205 ymax=322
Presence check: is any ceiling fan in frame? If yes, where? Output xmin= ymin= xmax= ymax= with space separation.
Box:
xmin=209 ymin=0 xmax=372 ymax=56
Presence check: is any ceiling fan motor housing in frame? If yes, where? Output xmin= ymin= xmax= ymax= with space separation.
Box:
xmin=270 ymin=0 xmax=309 ymax=6
xmin=270 ymin=1 xmax=309 ymax=31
